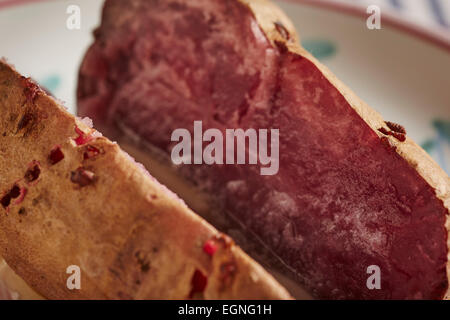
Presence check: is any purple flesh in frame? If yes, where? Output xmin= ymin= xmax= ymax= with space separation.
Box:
xmin=77 ymin=0 xmax=448 ymax=299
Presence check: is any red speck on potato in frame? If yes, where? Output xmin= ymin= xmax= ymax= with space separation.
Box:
xmin=49 ymin=146 xmax=64 ymax=165
xmin=203 ymin=239 xmax=218 ymax=257
xmin=74 ymin=126 xmax=93 ymax=146
xmin=189 ymin=269 xmax=208 ymax=298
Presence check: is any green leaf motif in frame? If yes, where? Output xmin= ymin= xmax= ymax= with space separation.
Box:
xmin=421 ymin=139 xmax=436 ymax=153
xmin=302 ymin=39 xmax=337 ymax=60
xmin=432 ymin=120 xmax=450 ymax=143
xmin=422 ymin=119 xmax=449 ymax=174
xmin=41 ymin=74 xmax=61 ymax=94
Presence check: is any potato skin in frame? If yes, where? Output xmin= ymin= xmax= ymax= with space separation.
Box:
xmin=0 ymin=61 xmax=291 ymax=300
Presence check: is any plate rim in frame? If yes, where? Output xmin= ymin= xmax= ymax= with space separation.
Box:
xmin=2 ymin=0 xmax=450 ymax=53
xmin=280 ymin=0 xmax=450 ymax=53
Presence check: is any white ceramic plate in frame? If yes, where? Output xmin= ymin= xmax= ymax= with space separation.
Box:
xmin=0 ymin=0 xmax=449 ymax=172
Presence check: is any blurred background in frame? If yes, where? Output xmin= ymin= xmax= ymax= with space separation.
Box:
xmin=292 ymin=0 xmax=450 ymax=45
xmin=0 ymin=0 xmax=449 ymax=172
xmin=1 ymin=0 xmax=449 ymax=44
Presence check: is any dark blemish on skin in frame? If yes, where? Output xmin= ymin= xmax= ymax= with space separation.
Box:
xmin=140 ymin=262 xmax=150 ymax=273
xmin=378 ymin=126 xmax=406 ymax=142
xmin=49 ymin=146 xmax=64 ymax=165
xmin=25 ymin=162 xmax=41 ymax=183
xmin=274 ymin=21 xmax=290 ymax=40
xmin=1 ymin=185 xmax=21 ymax=209
xmin=9 ymin=185 xmax=20 ymax=199
xmin=1 ymin=193 xmax=11 ymax=208
xmin=390 ymin=131 xmax=406 ymax=142
xmin=71 ymin=168 xmax=95 ymax=187
xmin=17 ymin=113 xmax=34 ymax=131
xmin=378 ymin=127 xmax=390 ymax=135
xmin=135 ymin=251 xmax=150 ymax=273
xmin=18 ymin=207 xmax=26 ymax=215
xmin=274 ymin=40 xmax=288 ymax=53
xmin=386 ymin=121 xmax=406 ymax=134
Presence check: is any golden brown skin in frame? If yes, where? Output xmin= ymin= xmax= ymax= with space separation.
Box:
xmin=0 ymin=61 xmax=291 ymax=299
